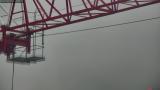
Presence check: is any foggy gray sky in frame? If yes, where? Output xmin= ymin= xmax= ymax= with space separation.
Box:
xmin=0 ymin=1 xmax=160 ymax=90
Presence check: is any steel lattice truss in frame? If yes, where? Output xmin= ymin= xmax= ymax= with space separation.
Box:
xmin=0 ymin=0 xmax=159 ymax=59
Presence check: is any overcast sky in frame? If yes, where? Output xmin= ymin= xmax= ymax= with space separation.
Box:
xmin=0 ymin=1 xmax=160 ymax=90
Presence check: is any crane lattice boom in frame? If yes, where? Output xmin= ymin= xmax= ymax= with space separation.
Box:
xmin=0 ymin=0 xmax=159 ymax=60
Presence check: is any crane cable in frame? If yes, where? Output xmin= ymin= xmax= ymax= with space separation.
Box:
xmin=11 ymin=58 xmax=15 ymax=90
xmin=36 ymin=16 xmax=160 ymax=37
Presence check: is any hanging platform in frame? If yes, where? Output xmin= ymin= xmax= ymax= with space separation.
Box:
xmin=7 ymin=56 xmax=45 ymax=64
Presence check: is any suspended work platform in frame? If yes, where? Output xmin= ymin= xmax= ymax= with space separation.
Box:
xmin=8 ymin=56 xmax=45 ymax=64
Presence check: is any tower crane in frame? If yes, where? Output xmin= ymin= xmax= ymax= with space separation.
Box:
xmin=0 ymin=0 xmax=159 ymax=63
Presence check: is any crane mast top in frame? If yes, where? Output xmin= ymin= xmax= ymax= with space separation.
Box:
xmin=0 ymin=0 xmax=159 ymax=62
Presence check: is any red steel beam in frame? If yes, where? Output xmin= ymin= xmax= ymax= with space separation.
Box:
xmin=7 ymin=0 xmax=160 ymax=35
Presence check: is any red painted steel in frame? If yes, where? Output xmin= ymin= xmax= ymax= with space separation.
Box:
xmin=0 ymin=0 xmax=159 ymax=58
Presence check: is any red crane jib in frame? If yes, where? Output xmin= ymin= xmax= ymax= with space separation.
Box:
xmin=0 ymin=0 xmax=159 ymax=57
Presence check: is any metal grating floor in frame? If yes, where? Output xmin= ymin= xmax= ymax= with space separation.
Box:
xmin=8 ymin=56 xmax=45 ymax=64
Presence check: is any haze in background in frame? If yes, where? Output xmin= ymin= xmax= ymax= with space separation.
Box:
xmin=0 ymin=1 xmax=160 ymax=90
